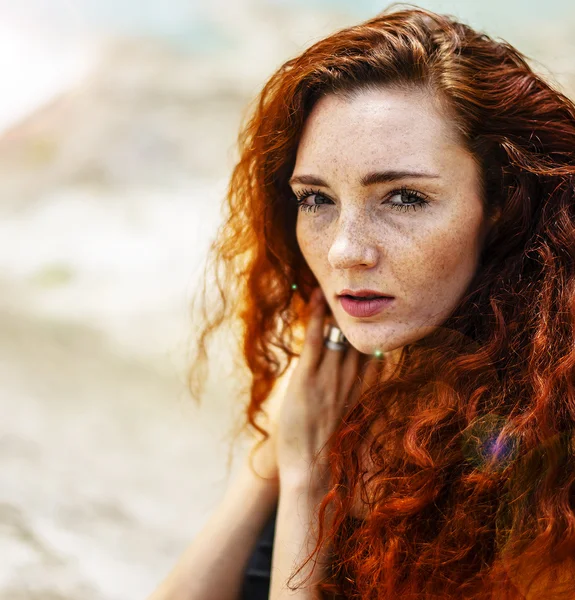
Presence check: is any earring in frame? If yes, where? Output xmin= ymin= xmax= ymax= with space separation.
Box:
xmin=291 ymin=284 xmax=298 ymax=290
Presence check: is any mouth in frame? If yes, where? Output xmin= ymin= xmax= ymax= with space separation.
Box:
xmin=338 ymin=295 xmax=394 ymax=318
xmin=338 ymin=288 xmax=394 ymax=301
xmin=339 ymin=294 xmax=392 ymax=301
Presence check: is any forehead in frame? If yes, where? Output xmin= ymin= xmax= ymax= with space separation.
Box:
xmin=294 ymin=86 xmax=467 ymax=175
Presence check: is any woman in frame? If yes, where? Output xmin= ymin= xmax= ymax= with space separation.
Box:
xmin=149 ymin=5 xmax=575 ymax=599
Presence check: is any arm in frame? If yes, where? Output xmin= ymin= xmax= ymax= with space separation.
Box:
xmin=269 ymin=475 xmax=330 ymax=600
xmin=146 ymin=454 xmax=279 ymax=600
xmin=147 ymin=354 xmax=294 ymax=600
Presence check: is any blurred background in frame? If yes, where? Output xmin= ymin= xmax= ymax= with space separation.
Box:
xmin=0 ymin=0 xmax=574 ymax=598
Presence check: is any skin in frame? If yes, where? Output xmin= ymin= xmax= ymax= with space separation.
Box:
xmin=290 ymin=85 xmax=498 ymax=367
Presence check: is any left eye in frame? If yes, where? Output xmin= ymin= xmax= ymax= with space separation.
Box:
xmin=387 ymin=188 xmax=430 ymax=212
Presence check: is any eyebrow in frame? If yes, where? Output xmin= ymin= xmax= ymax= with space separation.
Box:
xmin=288 ymin=170 xmax=440 ymax=187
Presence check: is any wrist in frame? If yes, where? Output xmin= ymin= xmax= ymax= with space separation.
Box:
xmin=279 ymin=467 xmax=330 ymax=498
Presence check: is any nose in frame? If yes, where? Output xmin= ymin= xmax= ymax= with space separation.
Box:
xmin=327 ymin=217 xmax=379 ymax=269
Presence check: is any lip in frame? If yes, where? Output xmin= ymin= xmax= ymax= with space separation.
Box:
xmin=338 ymin=288 xmax=394 ymax=298
xmin=339 ymin=296 xmax=394 ymax=318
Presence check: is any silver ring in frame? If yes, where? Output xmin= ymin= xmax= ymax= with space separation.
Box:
xmin=323 ymin=324 xmax=349 ymax=352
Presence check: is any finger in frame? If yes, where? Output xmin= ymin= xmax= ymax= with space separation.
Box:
xmin=299 ymin=288 xmax=327 ymax=371
xmin=339 ymin=346 xmax=361 ymax=408
xmin=319 ymin=319 xmax=347 ymax=374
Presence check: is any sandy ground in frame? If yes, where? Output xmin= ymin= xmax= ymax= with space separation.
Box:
xmin=0 ymin=183 xmax=253 ymax=600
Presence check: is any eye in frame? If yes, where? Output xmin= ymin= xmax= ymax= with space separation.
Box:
xmin=386 ymin=187 xmax=430 ymax=212
xmin=293 ymin=188 xmax=334 ymax=213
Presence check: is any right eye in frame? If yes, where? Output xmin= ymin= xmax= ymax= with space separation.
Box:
xmin=293 ymin=188 xmax=333 ymax=213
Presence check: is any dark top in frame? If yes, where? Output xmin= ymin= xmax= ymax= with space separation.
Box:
xmin=240 ymin=507 xmax=277 ymax=600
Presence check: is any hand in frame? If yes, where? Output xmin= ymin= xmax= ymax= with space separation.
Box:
xmin=247 ymin=382 xmax=284 ymax=483
xmin=275 ymin=287 xmax=371 ymax=489
xmin=248 ymin=288 xmax=383 ymax=486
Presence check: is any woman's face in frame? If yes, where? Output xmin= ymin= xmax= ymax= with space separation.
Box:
xmin=291 ymin=85 xmax=493 ymax=358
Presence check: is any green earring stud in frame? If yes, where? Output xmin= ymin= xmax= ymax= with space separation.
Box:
xmin=373 ymin=349 xmax=383 ymax=359
xmin=291 ymin=284 xmax=298 ymax=290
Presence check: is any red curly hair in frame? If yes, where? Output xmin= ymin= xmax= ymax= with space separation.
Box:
xmin=188 ymin=4 xmax=575 ymax=599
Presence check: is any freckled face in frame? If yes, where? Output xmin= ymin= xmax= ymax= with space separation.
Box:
xmin=291 ymin=86 xmax=490 ymax=355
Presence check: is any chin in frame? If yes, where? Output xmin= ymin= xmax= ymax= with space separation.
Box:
xmin=337 ymin=325 xmax=398 ymax=356
xmin=336 ymin=316 xmax=419 ymax=357
xmin=343 ymin=321 xmax=445 ymax=358
xmin=349 ymin=340 xmax=396 ymax=356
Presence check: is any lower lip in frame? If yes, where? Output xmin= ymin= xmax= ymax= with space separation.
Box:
xmin=339 ymin=296 xmax=394 ymax=317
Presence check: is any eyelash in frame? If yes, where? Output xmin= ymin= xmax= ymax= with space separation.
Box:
xmin=293 ymin=186 xmax=430 ymax=214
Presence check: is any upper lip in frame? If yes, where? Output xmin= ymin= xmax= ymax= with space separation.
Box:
xmin=338 ymin=289 xmax=394 ymax=298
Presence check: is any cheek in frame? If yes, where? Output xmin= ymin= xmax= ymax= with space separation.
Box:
xmin=296 ymin=220 xmax=327 ymax=269
xmin=398 ymin=216 xmax=484 ymax=303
